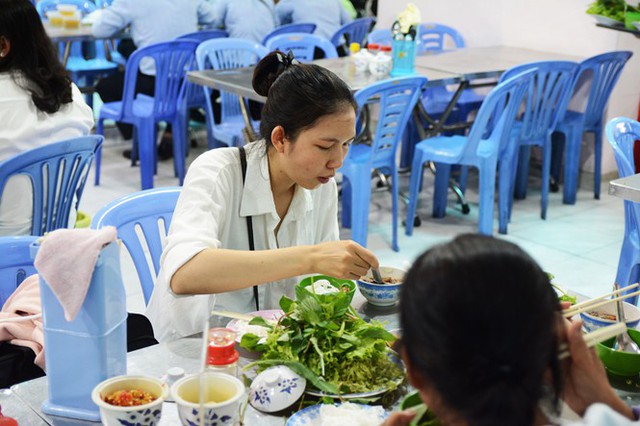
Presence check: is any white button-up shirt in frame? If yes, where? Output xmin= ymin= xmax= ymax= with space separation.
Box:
xmin=146 ymin=140 xmax=339 ymax=341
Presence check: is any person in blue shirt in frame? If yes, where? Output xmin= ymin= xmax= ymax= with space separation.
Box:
xmin=91 ymin=0 xmax=217 ymax=148
xmin=275 ymin=0 xmax=352 ymax=41
xmin=209 ymin=0 xmax=278 ymax=44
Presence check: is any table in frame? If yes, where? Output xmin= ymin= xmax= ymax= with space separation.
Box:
xmin=43 ymin=23 xmax=127 ymax=67
xmin=609 ymin=174 xmax=640 ymax=202
xmin=9 ymin=292 xmax=400 ymax=425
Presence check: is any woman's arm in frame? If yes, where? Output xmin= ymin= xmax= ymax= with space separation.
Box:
xmin=171 ymin=240 xmax=378 ymax=294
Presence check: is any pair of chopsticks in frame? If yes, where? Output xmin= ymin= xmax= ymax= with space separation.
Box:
xmin=562 ymin=283 xmax=640 ymax=318
xmin=558 ymin=322 xmax=626 ymax=360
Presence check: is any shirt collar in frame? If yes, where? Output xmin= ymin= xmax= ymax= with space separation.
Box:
xmin=239 ymin=142 xmax=313 ymax=220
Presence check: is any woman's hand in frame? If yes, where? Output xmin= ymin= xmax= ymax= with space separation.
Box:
xmin=381 ymin=410 xmax=417 ymax=426
xmin=310 ymin=240 xmax=378 ymax=280
xmin=561 ymin=320 xmax=634 ymax=420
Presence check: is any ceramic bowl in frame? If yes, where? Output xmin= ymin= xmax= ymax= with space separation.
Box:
xmin=91 ymin=375 xmax=167 ymax=426
xmin=596 ymin=329 xmax=640 ymax=376
xmin=356 ymin=266 xmax=406 ymax=307
xmin=580 ymin=301 xmax=640 ymax=332
xmin=591 ymin=14 xmax=624 ymax=27
xmin=171 ymin=372 xmax=245 ymax=426
xmin=249 ymin=365 xmax=306 ymax=413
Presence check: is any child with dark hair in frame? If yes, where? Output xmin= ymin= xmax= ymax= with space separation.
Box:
xmin=147 ymin=50 xmax=378 ymax=342
xmin=385 ymin=234 xmax=638 ymax=426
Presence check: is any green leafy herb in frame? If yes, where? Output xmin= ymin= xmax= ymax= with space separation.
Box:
xmin=241 ymin=283 xmax=404 ymax=395
xmin=586 ymin=0 xmax=638 ymax=22
xmin=551 ymin=282 xmax=577 ymax=305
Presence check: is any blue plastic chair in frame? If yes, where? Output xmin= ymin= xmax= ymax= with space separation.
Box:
xmin=552 ymin=51 xmax=632 ymax=204
xmin=366 ymin=28 xmax=392 ymax=46
xmin=340 ymin=76 xmax=427 ymax=252
xmin=95 ymin=40 xmax=198 ymax=190
xmin=405 ymin=70 xmax=534 ymax=236
xmin=0 ymin=136 xmax=102 ymax=236
xmin=417 ymin=23 xmax=465 ymax=53
xmin=499 ymin=61 xmax=579 ymax=222
xmin=262 ymin=23 xmax=317 ymax=46
xmin=330 ymin=17 xmax=375 ymax=53
xmin=0 ymin=236 xmax=38 ymax=308
xmin=606 ymin=117 xmax=640 ymax=303
xmin=37 ymin=0 xmax=118 ymax=108
xmin=91 ymin=187 xmax=181 ymax=305
xmin=265 ymin=33 xmax=338 ymax=62
xmin=177 ymin=29 xmax=230 ymax=43
xmin=195 ymin=39 xmax=268 ymax=149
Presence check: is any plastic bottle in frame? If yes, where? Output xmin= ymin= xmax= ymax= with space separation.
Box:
xmin=370 ymin=45 xmax=393 ymax=76
xmin=207 ymin=328 xmax=239 ymax=377
xmin=367 ymin=43 xmax=380 ymax=57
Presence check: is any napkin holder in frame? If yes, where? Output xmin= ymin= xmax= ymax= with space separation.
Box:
xmin=32 ymin=240 xmax=127 ymax=421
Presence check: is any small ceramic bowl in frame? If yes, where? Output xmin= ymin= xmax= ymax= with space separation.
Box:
xmin=356 ymin=266 xmax=406 ymax=307
xmin=91 ymin=375 xmax=167 ymax=426
xmin=580 ymin=301 xmax=640 ymax=332
xmin=171 ymin=372 xmax=245 ymax=426
xmin=596 ymin=329 xmax=640 ymax=376
xmin=56 ymin=4 xmax=78 ymax=15
xmin=249 ymin=366 xmax=306 ymax=413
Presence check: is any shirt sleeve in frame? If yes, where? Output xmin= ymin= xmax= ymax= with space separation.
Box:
xmin=339 ymin=0 xmax=354 ymax=24
xmin=160 ymin=152 xmax=236 ymax=291
xmin=91 ymin=0 xmax=133 ymax=38
xmin=197 ymin=0 xmax=220 ymax=26
xmin=274 ymin=0 xmax=293 ymax=25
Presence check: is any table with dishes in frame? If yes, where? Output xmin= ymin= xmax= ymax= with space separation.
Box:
xmin=609 ymin=173 xmax=640 ymax=202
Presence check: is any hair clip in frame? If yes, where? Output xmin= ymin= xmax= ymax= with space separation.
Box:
xmin=276 ymin=50 xmax=300 ymax=68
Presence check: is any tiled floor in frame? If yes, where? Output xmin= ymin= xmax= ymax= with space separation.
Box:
xmin=82 ymin=127 xmax=626 ymax=313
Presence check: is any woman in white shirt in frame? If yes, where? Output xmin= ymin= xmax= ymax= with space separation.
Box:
xmin=147 ymin=50 xmax=378 ymax=341
xmin=383 ymin=235 xmax=639 ymax=426
xmin=0 ymin=0 xmax=94 ymax=235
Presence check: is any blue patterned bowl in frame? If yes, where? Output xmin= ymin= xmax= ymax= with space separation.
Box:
xmin=580 ymin=301 xmax=640 ymax=333
xmin=91 ymin=375 xmax=167 ymax=426
xmin=249 ymin=366 xmax=306 ymax=413
xmin=356 ymin=266 xmax=406 ymax=306
xmin=171 ymin=372 xmax=245 ymax=426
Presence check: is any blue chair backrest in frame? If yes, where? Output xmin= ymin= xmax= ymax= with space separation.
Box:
xmin=196 ymin=38 xmax=268 ymax=124
xmin=367 ymin=28 xmax=392 ymax=46
xmin=0 ymin=136 xmax=102 ymax=236
xmin=574 ymin=51 xmax=632 ymax=128
xmin=36 ymin=0 xmax=95 ymax=15
xmin=417 ymin=23 xmax=464 ymax=53
xmin=499 ymin=61 xmax=579 ymax=142
xmin=91 ymin=187 xmax=181 ymax=305
xmin=262 ymin=22 xmax=317 ymax=46
xmin=352 ymin=76 xmax=427 ymax=165
xmin=177 ymin=29 xmax=230 ymax=43
xmin=121 ymin=40 xmax=198 ymax=121
xmin=462 ymin=69 xmax=535 ymax=159
xmin=266 ymin=33 xmax=338 ymax=62
xmin=0 ymin=236 xmax=38 ymax=308
xmin=331 ymin=17 xmax=375 ymax=49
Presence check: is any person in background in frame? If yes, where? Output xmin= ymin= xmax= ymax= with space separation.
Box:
xmin=0 ymin=0 xmax=94 ymax=235
xmin=147 ymin=50 xmax=378 ymax=342
xmin=340 ymin=0 xmax=357 ymax=20
xmin=208 ymin=0 xmax=278 ymax=44
xmin=275 ymin=0 xmax=352 ymax=41
xmin=91 ymin=0 xmax=217 ymax=156
xmin=384 ymin=234 xmax=639 ymax=426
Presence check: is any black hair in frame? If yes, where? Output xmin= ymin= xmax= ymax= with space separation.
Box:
xmin=400 ymin=234 xmax=562 ymax=426
xmin=252 ymin=50 xmax=357 ymax=145
xmin=0 ymin=0 xmax=73 ymax=114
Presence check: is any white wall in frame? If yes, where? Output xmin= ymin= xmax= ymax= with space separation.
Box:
xmin=378 ymin=0 xmax=640 ymax=175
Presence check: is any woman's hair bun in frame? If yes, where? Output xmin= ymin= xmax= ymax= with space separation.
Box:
xmin=252 ymin=50 xmax=296 ymax=97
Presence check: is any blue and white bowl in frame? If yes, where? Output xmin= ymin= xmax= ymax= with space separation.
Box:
xmin=171 ymin=372 xmax=245 ymax=426
xmin=249 ymin=366 xmax=306 ymax=413
xmin=356 ymin=266 xmax=406 ymax=307
xmin=92 ymin=375 xmax=167 ymax=426
xmin=580 ymin=301 xmax=640 ymax=333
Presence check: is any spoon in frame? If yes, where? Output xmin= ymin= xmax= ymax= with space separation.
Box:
xmin=371 ymin=267 xmax=384 ymax=284
xmin=613 ymin=283 xmax=640 ymax=354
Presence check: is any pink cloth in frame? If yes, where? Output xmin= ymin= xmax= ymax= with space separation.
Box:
xmin=34 ymin=227 xmax=117 ymax=321
xmin=0 ymin=274 xmax=45 ymax=369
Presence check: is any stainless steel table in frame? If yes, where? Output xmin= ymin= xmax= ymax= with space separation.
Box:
xmin=609 ymin=174 xmax=640 ymax=202
xmin=10 ymin=292 xmax=400 ymax=425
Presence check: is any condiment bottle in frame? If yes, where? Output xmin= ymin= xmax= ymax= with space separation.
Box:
xmin=207 ymin=328 xmax=239 ymax=377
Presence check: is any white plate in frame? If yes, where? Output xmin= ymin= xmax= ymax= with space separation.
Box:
xmin=226 ymin=309 xmax=284 ymax=343
xmin=592 ymin=14 xmax=624 ymax=27
xmin=286 ymin=403 xmax=387 ymax=426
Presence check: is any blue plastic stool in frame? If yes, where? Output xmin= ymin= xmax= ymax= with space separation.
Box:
xmin=91 ymin=187 xmax=181 ymax=305
xmin=340 ymin=76 xmax=427 ymax=252
xmin=0 ymin=236 xmax=38 ymax=307
xmin=266 ymin=33 xmax=338 ymax=62
xmin=262 ymin=23 xmax=316 ymax=46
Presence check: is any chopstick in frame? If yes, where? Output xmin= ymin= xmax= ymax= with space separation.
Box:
xmin=563 ymin=285 xmax=640 ymax=318
xmin=210 ymin=310 xmax=256 ymax=322
xmin=558 ymin=322 xmax=626 ymax=360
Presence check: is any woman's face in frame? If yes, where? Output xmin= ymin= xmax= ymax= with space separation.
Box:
xmin=279 ymin=107 xmax=356 ymax=190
